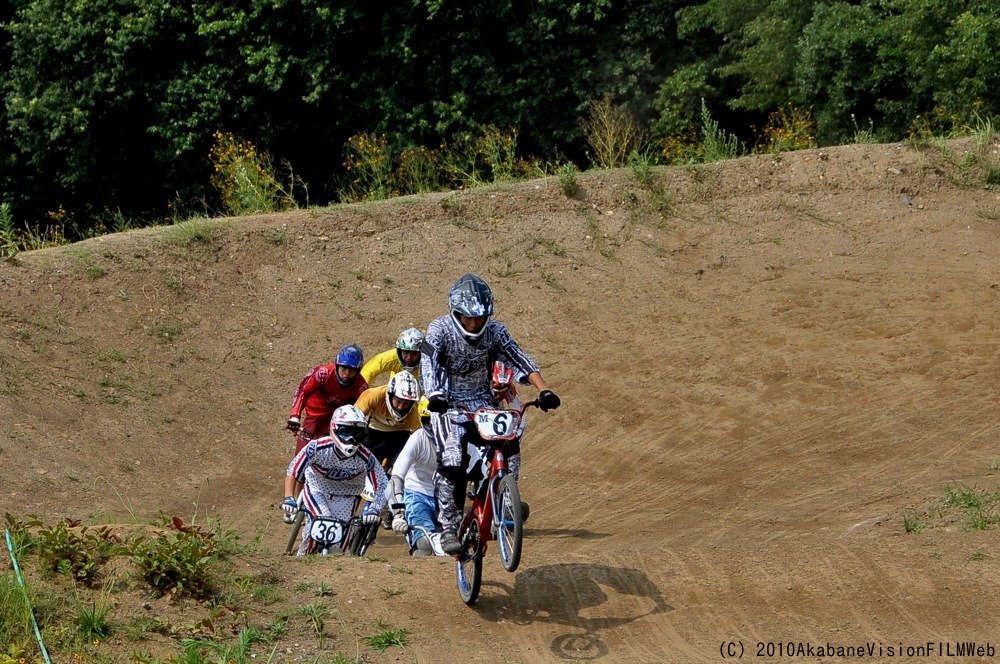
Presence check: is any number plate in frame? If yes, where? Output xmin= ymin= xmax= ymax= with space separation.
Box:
xmin=308 ymin=516 xmax=346 ymax=546
xmin=472 ymin=408 xmax=522 ymax=441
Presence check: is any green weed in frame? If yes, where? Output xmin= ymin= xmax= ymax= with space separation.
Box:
xmin=74 ymin=595 xmax=111 ymax=640
xmin=902 ymin=515 xmax=925 ymax=534
xmin=378 ymin=585 xmax=404 ymax=598
xmin=943 ymin=482 xmax=1000 ymax=531
xmin=365 ymin=627 xmax=410 ymax=651
xmin=557 ymin=162 xmax=579 ymax=197
xmin=700 ymin=98 xmax=742 ymax=162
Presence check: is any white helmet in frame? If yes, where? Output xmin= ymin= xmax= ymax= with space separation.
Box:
xmin=330 ymin=404 xmax=367 ymax=457
xmin=385 ymin=371 xmax=420 ymax=421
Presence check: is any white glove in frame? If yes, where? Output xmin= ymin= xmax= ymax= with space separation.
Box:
xmin=392 ymin=512 xmax=408 ymax=534
xmin=281 ymin=497 xmax=298 ymax=515
xmin=362 ymin=507 xmax=380 ymax=525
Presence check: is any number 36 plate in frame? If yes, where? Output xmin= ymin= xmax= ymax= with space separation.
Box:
xmin=309 ymin=516 xmax=346 ymax=546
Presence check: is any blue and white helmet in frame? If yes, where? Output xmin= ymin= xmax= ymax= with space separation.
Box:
xmin=335 ymin=343 xmax=364 ymax=385
xmin=448 ymin=274 xmax=493 ymax=339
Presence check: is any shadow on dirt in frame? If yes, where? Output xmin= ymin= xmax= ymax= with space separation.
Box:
xmin=476 ymin=563 xmax=672 ymax=660
xmin=525 ymin=527 xmax=610 ymax=540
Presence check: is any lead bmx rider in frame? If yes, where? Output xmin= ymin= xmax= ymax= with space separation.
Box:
xmin=420 ymin=273 xmax=561 ymax=555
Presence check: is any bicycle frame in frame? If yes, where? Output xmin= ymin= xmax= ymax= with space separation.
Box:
xmin=455 ymin=400 xmax=537 ymax=604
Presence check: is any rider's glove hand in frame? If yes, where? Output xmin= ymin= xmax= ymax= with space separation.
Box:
xmin=426 ymin=396 xmax=448 ymax=414
xmin=285 ymin=417 xmax=301 ymax=433
xmin=281 ymin=497 xmax=298 ymax=515
xmin=538 ymin=390 xmax=561 ymax=412
xmin=392 ymin=512 xmax=408 ymax=534
xmin=362 ymin=507 xmax=380 ymax=525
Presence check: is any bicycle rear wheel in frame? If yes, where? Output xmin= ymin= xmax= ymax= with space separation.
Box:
xmin=285 ymin=510 xmax=305 ymax=556
xmin=496 ymin=475 xmax=523 ymax=572
xmin=456 ymin=520 xmax=483 ymax=605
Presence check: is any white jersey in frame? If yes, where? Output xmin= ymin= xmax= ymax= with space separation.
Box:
xmin=392 ymin=427 xmax=437 ymax=497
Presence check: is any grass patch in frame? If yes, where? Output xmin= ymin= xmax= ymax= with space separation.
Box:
xmin=163 ymin=218 xmax=223 ymax=246
xmin=365 ymin=627 xmax=410 ymax=651
xmin=943 ymin=482 xmax=1000 ymax=531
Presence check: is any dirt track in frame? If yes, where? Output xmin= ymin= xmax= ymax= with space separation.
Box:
xmin=2 ymin=139 xmax=1000 ymax=662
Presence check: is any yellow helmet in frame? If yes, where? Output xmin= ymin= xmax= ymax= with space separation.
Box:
xmin=417 ymin=396 xmax=431 ymax=419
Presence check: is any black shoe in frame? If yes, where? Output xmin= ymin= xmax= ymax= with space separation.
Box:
xmin=439 ymin=529 xmax=462 ymax=555
xmin=380 ymin=509 xmax=393 ymax=530
xmin=520 ymin=501 xmax=530 ymax=523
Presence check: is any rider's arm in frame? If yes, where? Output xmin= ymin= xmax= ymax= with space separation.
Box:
xmin=363 ymin=450 xmax=391 ymax=512
xmin=493 ymin=323 xmax=541 ymax=385
xmin=361 ymin=349 xmax=398 ymax=386
xmin=288 ymin=365 xmax=324 ymax=419
xmin=525 ymin=371 xmax=551 ymax=394
xmin=419 ymin=319 xmax=450 ymax=399
xmin=283 ymin=473 xmax=299 ymax=500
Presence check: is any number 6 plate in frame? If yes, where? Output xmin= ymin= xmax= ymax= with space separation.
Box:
xmin=472 ymin=408 xmax=522 ymax=441
xmin=309 ymin=516 xmax=346 ymax=546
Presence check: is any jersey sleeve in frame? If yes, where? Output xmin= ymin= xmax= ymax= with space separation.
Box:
xmin=494 ymin=324 xmax=540 ymax=379
xmin=289 ymin=365 xmax=326 ymax=419
xmin=286 ymin=441 xmax=317 ymax=482
xmin=419 ymin=318 xmax=450 ymax=398
xmin=361 ymin=349 xmax=400 ymax=385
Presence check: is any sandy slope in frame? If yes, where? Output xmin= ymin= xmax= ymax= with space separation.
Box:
xmin=2 ymin=138 xmax=1000 ymax=662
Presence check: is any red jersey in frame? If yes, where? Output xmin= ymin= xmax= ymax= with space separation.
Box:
xmin=288 ymin=364 xmax=368 ymax=440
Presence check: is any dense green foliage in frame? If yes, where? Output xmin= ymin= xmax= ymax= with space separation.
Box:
xmin=0 ymin=0 xmax=997 ymax=237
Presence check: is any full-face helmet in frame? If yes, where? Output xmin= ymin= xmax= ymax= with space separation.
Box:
xmin=335 ymin=344 xmax=364 ymax=386
xmin=448 ymin=274 xmax=493 ymax=340
xmin=395 ymin=327 xmax=424 ymax=368
xmin=330 ymin=404 xmax=367 ymax=457
xmin=385 ymin=371 xmax=420 ymax=421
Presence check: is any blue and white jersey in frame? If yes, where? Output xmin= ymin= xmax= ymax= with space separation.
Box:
xmin=287 ymin=437 xmax=389 ymax=511
xmin=420 ymin=315 xmax=540 ymax=409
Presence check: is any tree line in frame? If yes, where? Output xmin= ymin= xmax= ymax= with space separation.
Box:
xmin=1 ymin=0 xmax=997 ymax=238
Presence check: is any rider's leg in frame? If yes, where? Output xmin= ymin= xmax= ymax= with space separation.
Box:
xmin=404 ymin=488 xmax=437 ymax=554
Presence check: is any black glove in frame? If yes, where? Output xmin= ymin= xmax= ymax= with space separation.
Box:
xmin=538 ymin=390 xmax=561 ymax=412
xmin=285 ymin=417 xmax=301 ymax=433
xmin=427 ymin=396 xmax=449 ymax=414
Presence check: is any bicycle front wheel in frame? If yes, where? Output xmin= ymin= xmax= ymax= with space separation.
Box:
xmin=456 ymin=520 xmax=483 ymax=605
xmin=496 ymin=475 xmax=523 ymax=572
xmin=285 ymin=510 xmax=305 ymax=556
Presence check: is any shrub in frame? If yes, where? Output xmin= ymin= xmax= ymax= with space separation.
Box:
xmin=209 ymin=131 xmax=296 ymax=215
xmin=130 ymin=517 xmax=216 ymax=597
xmin=343 ymin=132 xmax=394 ymax=201
xmin=581 ymin=93 xmax=649 ymax=168
xmin=757 ymin=104 xmax=817 ymax=153
xmin=36 ymin=520 xmax=120 ymax=585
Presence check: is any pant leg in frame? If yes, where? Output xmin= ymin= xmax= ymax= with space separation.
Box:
xmin=431 ymin=412 xmax=468 ymax=533
xmin=403 ymin=489 xmax=437 ymax=547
